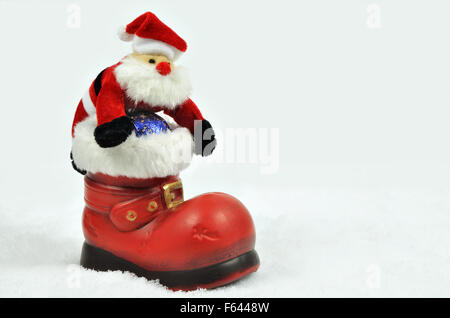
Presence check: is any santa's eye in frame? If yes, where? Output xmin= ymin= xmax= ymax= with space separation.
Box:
xmin=149 ymin=59 xmax=156 ymax=64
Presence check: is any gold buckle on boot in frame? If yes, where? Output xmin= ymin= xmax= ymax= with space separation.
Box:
xmin=162 ymin=180 xmax=184 ymax=209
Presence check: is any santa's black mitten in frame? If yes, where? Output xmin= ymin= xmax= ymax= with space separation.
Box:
xmin=194 ymin=119 xmax=216 ymax=156
xmin=94 ymin=116 xmax=134 ymax=148
xmin=70 ymin=152 xmax=86 ymax=175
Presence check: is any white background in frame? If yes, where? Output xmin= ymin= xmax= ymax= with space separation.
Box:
xmin=0 ymin=0 xmax=449 ymax=297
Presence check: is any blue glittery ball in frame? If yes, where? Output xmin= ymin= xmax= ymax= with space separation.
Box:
xmin=129 ymin=111 xmax=171 ymax=137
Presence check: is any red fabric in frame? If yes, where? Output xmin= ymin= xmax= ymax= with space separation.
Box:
xmin=71 ymin=100 xmax=88 ymax=137
xmin=95 ymin=65 xmax=126 ymax=125
xmin=164 ymin=98 xmax=204 ymax=134
xmin=125 ymin=12 xmax=187 ymax=52
xmin=124 ymin=12 xmax=148 ymax=34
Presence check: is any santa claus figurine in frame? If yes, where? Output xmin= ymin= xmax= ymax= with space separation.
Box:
xmin=70 ymin=12 xmax=259 ymax=290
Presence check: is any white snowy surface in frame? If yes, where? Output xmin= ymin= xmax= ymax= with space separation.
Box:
xmin=1 ymin=181 xmax=449 ymax=297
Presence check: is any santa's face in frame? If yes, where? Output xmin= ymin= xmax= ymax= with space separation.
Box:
xmin=131 ymin=52 xmax=174 ymax=76
xmin=114 ymin=52 xmax=192 ymax=109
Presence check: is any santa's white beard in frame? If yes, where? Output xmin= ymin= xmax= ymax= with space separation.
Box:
xmin=114 ymin=55 xmax=192 ymax=109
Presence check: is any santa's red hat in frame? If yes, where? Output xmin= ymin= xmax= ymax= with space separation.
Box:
xmin=118 ymin=12 xmax=187 ymax=60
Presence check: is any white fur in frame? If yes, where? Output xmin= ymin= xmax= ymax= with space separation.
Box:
xmin=71 ymin=116 xmax=193 ymax=179
xmin=117 ymin=25 xmax=134 ymax=42
xmin=132 ymin=36 xmax=182 ymax=60
xmin=81 ymin=90 xmax=96 ymax=115
xmin=114 ymin=55 xmax=191 ymax=109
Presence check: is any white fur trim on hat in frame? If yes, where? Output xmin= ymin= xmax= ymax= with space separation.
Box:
xmin=132 ymin=36 xmax=183 ymax=60
xmin=71 ymin=115 xmax=193 ymax=179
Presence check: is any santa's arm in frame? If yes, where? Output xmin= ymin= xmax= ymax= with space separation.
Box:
xmin=164 ymin=98 xmax=216 ymax=156
xmin=94 ymin=68 xmax=134 ymax=148
xmin=165 ymin=98 xmax=203 ymax=134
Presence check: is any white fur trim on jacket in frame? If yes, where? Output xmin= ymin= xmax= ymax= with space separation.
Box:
xmin=81 ymin=90 xmax=96 ymax=115
xmin=71 ymin=116 xmax=193 ymax=179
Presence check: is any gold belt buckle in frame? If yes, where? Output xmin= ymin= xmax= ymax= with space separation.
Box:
xmin=162 ymin=180 xmax=184 ymax=209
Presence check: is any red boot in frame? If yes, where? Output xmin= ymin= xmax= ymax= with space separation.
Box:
xmin=80 ymin=173 xmax=260 ymax=290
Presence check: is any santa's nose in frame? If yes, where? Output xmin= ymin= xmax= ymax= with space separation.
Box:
xmin=156 ymin=62 xmax=171 ymax=76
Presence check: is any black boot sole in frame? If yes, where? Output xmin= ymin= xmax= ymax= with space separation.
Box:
xmin=80 ymin=242 xmax=260 ymax=290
